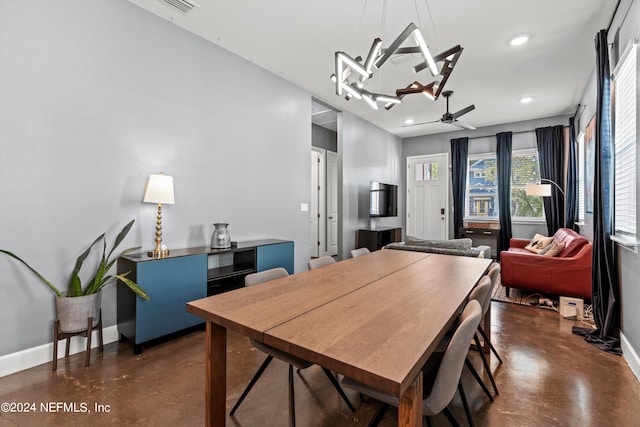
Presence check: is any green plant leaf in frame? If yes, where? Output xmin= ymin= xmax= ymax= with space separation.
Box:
xmin=116 ymin=273 xmax=149 ymax=300
xmin=84 ymin=254 xmax=108 ymax=296
xmin=0 ymin=249 xmax=63 ymax=297
xmin=83 ymin=222 xmax=142 ymax=296
xmin=107 ymin=219 xmax=135 ymax=261
xmin=103 ymin=247 xmax=140 ymax=276
xmin=90 ymin=274 xmax=113 ymax=294
xmin=68 ymin=233 xmax=104 ymax=296
xmin=2 ymin=220 xmax=148 ymax=301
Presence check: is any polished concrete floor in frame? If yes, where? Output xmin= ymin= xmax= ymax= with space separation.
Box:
xmin=1 ymin=302 xmax=639 ymax=426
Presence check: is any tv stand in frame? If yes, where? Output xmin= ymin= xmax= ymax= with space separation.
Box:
xmin=356 ymin=227 xmax=402 ymax=252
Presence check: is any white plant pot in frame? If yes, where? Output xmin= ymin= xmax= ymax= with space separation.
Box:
xmin=55 ymin=292 xmax=102 ymax=333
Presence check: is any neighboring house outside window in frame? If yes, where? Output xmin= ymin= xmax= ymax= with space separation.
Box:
xmin=466 ymin=154 xmax=498 ymax=218
xmin=465 ymin=149 xmax=544 ymax=222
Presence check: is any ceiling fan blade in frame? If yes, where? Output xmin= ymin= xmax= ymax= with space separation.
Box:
xmin=451 ymin=104 xmax=475 ymax=119
xmin=451 ymin=120 xmax=476 ymax=130
xmin=401 ymin=119 xmax=440 ymax=127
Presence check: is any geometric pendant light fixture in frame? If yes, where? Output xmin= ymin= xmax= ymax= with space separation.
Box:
xmin=331 ymin=22 xmax=463 ymax=110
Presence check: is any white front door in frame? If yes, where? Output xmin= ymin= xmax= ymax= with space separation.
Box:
xmin=325 ymin=151 xmax=338 ymax=256
xmin=407 ymin=154 xmax=449 ymax=240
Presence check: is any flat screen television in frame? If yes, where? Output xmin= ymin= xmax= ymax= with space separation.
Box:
xmin=369 ymin=181 xmax=398 ymax=217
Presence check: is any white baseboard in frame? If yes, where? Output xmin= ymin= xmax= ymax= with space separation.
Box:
xmin=0 ymin=326 xmax=119 ymax=378
xmin=621 ymin=331 xmax=640 ymax=383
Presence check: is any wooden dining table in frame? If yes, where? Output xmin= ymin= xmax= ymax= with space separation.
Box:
xmin=187 ymin=249 xmax=492 ymax=427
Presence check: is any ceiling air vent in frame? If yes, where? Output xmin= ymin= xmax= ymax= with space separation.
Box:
xmin=161 ymin=0 xmax=198 ymax=14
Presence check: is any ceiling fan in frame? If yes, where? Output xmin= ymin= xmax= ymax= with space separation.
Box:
xmin=404 ymin=91 xmax=476 ymax=130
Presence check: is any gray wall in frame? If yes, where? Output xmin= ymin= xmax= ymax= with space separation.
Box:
xmin=0 ymin=0 xmax=313 ymax=356
xmin=339 ymin=112 xmax=403 ymax=260
xmin=312 ymin=124 xmax=337 ymax=152
xmin=402 ymin=115 xmax=570 ymax=240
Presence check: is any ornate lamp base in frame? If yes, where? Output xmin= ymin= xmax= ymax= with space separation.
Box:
xmin=148 ymin=248 xmax=170 ymax=258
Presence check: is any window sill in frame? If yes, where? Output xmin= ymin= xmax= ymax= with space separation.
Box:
xmin=610 ymin=234 xmax=639 ymax=254
xmin=511 ymin=218 xmax=547 ymax=225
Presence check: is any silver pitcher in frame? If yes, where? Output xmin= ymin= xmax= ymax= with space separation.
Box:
xmin=211 ymin=223 xmax=231 ymax=249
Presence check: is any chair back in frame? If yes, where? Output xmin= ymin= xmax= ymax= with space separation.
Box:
xmin=469 ymin=275 xmax=492 ymax=316
xmin=308 ymin=256 xmax=336 ymax=270
xmin=244 ymin=267 xmax=289 ymax=287
xmin=487 ymin=262 xmax=501 ymax=289
xmin=350 ymin=247 xmax=371 ymax=258
xmin=423 ymin=300 xmax=482 ymax=415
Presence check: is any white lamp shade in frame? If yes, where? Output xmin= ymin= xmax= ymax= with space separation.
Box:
xmin=144 ymin=174 xmax=175 ymax=204
xmin=525 ymin=183 xmax=552 ymax=197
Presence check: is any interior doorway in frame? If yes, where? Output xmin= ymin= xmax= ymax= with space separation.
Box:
xmin=406 ymin=153 xmax=449 ymax=240
xmin=310 ymin=147 xmax=338 ymax=258
xmin=311 ymin=98 xmax=340 ymax=260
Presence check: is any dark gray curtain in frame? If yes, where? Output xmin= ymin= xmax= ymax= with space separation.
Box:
xmin=450 ymin=137 xmax=469 ymax=239
xmin=566 ymin=117 xmax=579 ymax=231
xmin=574 ymin=29 xmax=621 ymax=354
xmin=536 ymin=125 xmax=565 ymax=235
xmin=496 ymin=132 xmax=512 ymax=254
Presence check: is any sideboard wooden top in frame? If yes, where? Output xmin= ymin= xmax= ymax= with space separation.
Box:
xmin=120 ymin=239 xmax=292 ymax=263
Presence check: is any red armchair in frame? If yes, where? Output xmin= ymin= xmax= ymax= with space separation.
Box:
xmin=500 ymin=228 xmax=592 ymax=300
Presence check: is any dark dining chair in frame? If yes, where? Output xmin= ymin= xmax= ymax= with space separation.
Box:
xmin=230 ymin=267 xmax=355 ymax=426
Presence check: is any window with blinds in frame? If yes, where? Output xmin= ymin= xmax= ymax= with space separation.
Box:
xmin=613 ymin=42 xmax=637 ymax=239
xmin=577 ymin=132 xmax=585 ymax=222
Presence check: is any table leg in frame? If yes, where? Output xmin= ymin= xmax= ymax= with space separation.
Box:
xmin=206 ymin=321 xmax=227 ymax=427
xmin=398 ymin=371 xmax=423 ymax=427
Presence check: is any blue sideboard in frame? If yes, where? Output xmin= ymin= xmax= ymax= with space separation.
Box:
xmin=117 ymin=239 xmax=294 ymax=354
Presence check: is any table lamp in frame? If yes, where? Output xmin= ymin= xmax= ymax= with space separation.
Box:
xmin=143 ymin=173 xmax=175 ymax=258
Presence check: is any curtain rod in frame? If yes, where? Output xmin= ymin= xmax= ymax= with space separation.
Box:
xmin=607 ymin=0 xmax=621 ymax=33
xmin=466 ymin=126 xmax=568 ymax=141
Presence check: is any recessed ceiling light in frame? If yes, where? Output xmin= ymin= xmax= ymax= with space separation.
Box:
xmin=404 ymin=118 xmax=414 ymax=125
xmin=520 ymin=96 xmax=533 ymax=104
xmin=510 ymin=35 xmax=530 ymax=46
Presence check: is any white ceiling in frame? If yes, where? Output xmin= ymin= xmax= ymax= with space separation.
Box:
xmin=128 ymin=0 xmax=617 ymax=138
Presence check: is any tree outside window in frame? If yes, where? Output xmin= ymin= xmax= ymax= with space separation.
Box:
xmin=511 ymin=149 xmax=544 ymax=220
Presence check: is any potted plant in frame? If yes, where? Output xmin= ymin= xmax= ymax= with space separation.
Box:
xmin=0 ymin=219 xmax=149 ymax=333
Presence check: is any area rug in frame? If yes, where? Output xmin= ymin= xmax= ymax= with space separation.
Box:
xmin=491 ymin=275 xmax=558 ymax=311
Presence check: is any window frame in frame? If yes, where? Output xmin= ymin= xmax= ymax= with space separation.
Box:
xmin=465 ymin=152 xmax=499 ymax=221
xmin=463 ymin=148 xmax=546 ymax=223
xmin=611 ymin=40 xmax=638 ymax=252
xmin=577 ymin=131 xmax=586 ymax=225
xmin=510 ymin=148 xmax=546 ymax=222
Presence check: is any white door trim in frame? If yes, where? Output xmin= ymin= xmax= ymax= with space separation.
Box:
xmin=311 ymin=147 xmax=326 ymax=258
